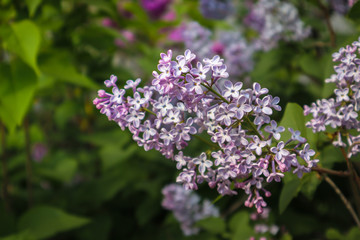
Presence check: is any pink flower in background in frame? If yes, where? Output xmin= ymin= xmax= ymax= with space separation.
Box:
xmin=102 ymin=17 xmax=117 ymax=28
xmin=141 ymin=0 xmax=172 ymax=19
xmin=115 ymin=30 xmax=135 ymax=47
xmin=31 ymin=143 xmax=48 ymax=162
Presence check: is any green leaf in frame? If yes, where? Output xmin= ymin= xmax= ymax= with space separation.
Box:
xmin=0 ymin=231 xmax=36 ymax=240
xmin=279 ymin=102 xmax=306 ymax=142
xmin=348 ymin=1 xmax=360 ymax=21
xmin=347 ymin=227 xmax=360 ymax=240
xmin=5 ymin=20 xmax=41 ymax=74
xmin=39 ymin=51 xmax=98 ymax=89
xmin=319 ymin=145 xmax=343 ymax=169
xmin=36 ymin=158 xmax=78 ymax=183
xmin=196 ymin=217 xmax=226 ymax=235
xmin=299 ymin=54 xmax=323 ymax=80
xmin=25 ymin=0 xmax=42 ymax=17
xmin=326 ymin=228 xmax=343 ymax=240
xmin=279 ymin=178 xmax=301 ymax=214
xmin=75 ymin=214 xmax=112 ymax=240
xmin=229 ymin=211 xmax=253 ymax=240
xmin=0 ymin=60 xmax=37 ymax=133
xmin=299 ymin=172 xmax=321 ymax=200
xmin=18 ymin=206 xmax=90 ymax=239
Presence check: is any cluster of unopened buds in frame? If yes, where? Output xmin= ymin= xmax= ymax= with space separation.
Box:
xmin=305 ymin=37 xmax=360 ymax=158
xmin=161 ymin=184 xmax=219 ymax=236
xmin=94 ymin=49 xmax=318 ymax=213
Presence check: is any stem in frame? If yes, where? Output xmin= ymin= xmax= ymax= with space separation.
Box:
xmin=317 ymin=0 xmax=336 ymax=47
xmin=0 ymin=122 xmax=12 ymax=212
xmin=201 ymin=83 xmax=230 ymax=103
xmin=244 ymin=116 xmax=262 ymax=139
xmin=193 ymin=135 xmax=219 ymax=150
xmin=312 ymin=166 xmax=350 ymax=177
xmin=221 ymin=194 xmax=248 ymax=218
xmin=323 ymin=174 xmax=360 ymax=228
xmin=142 ymin=107 xmax=156 ymax=116
xmin=341 ymin=147 xmax=360 ymax=217
xmin=24 ymin=118 xmax=33 ymax=207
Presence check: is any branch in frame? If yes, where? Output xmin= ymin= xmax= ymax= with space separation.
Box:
xmin=317 ymin=0 xmax=336 ymax=48
xmin=323 ymin=174 xmax=360 ymax=228
xmin=24 ymin=118 xmax=33 ymax=207
xmin=312 ymin=166 xmax=350 ymax=177
xmin=0 ymin=122 xmax=12 ymax=212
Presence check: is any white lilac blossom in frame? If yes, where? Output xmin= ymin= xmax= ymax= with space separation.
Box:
xmin=304 ymin=37 xmax=360 ymax=158
xmin=244 ymin=0 xmax=310 ymax=51
xmin=183 ymin=22 xmax=254 ymax=78
xmin=94 ymin=49 xmax=317 ymax=213
xmin=161 ymin=184 xmax=219 ymax=236
xmin=199 ymin=0 xmax=233 ymax=20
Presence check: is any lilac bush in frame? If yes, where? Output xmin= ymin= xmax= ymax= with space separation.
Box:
xmin=161 ymin=184 xmax=219 ymax=236
xmin=94 ymin=49 xmax=318 ymax=214
xmin=304 ymin=37 xmax=360 ymax=158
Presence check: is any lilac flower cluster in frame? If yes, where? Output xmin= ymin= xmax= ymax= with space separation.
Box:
xmin=199 ymin=0 xmax=233 ymax=20
xmin=94 ymin=49 xmax=317 ymax=213
xmin=161 ymin=184 xmax=219 ymax=236
xmin=244 ymin=0 xmax=310 ymax=51
xmin=304 ymin=37 xmax=360 ymax=158
xmin=182 ymin=22 xmax=254 ymax=78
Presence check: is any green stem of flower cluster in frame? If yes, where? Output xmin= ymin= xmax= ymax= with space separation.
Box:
xmin=142 ymin=107 xmax=157 ymax=116
xmin=201 ymin=83 xmax=230 ymax=103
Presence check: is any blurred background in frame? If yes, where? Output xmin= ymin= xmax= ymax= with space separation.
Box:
xmin=1 ymin=0 xmax=360 ymax=239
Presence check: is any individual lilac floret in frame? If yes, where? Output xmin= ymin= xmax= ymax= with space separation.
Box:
xmin=305 ymin=37 xmax=360 ymax=157
xmin=94 ymin=49 xmax=317 ymax=214
xmin=199 ymin=0 xmax=233 ymax=20
xmin=162 ymin=184 xmax=219 ymax=236
xmin=244 ymin=0 xmax=310 ymax=51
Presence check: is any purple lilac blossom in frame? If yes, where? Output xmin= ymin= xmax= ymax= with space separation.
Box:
xmin=305 ymin=37 xmax=360 ymax=158
xmin=199 ymin=0 xmax=233 ymax=20
xmin=94 ymin=49 xmax=317 ymax=213
xmin=244 ymin=0 xmax=310 ymax=51
xmin=161 ymin=184 xmax=219 ymax=236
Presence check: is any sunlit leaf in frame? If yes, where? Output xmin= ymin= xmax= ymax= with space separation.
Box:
xmin=5 ymin=20 xmax=41 ymax=74
xmin=0 ymin=60 xmax=37 ymax=132
xmin=196 ymin=217 xmax=226 ymax=234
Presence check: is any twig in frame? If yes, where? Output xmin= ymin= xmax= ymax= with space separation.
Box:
xmin=221 ymin=194 xmax=247 ymax=218
xmin=342 ymin=147 xmax=360 ymax=217
xmin=0 ymin=122 xmax=12 ymax=212
xmin=24 ymin=118 xmax=33 ymax=207
xmin=323 ymin=174 xmax=360 ymax=228
xmin=312 ymin=166 xmax=350 ymax=177
xmin=317 ymin=0 xmax=336 ymax=48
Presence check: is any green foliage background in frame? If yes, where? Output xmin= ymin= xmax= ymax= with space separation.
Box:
xmin=0 ymin=0 xmax=360 ymax=239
